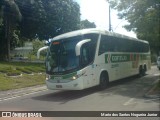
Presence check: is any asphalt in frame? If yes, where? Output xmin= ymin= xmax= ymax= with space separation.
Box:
xmin=144 ymin=79 xmax=160 ymax=98
xmin=0 ymin=78 xmax=159 ymax=101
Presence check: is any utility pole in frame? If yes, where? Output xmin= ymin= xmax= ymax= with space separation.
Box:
xmin=107 ymin=0 xmax=112 ymax=31
xmin=109 ymin=5 xmax=111 ymax=31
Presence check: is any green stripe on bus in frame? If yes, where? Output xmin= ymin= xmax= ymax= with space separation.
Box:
xmin=105 ymin=54 xmax=109 ymax=63
xmin=50 ymin=72 xmax=77 ymax=80
xmin=63 ymin=72 xmax=77 ymax=79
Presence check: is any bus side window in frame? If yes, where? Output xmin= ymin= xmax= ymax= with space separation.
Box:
xmin=81 ymin=44 xmax=90 ymax=66
xmin=105 ymin=36 xmax=112 ymax=52
xmin=99 ymin=35 xmax=108 ymax=55
xmin=110 ymin=37 xmax=118 ymax=52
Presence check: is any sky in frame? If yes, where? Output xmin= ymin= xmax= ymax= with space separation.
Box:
xmin=75 ymin=0 xmax=137 ymax=38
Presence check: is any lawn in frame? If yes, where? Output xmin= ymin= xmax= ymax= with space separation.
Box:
xmin=0 ymin=61 xmax=45 ymax=74
xmin=0 ymin=61 xmax=46 ymax=91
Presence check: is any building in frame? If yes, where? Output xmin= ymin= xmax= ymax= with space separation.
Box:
xmin=11 ymin=42 xmax=33 ymax=60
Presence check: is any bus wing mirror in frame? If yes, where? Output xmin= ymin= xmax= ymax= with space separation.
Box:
xmin=37 ymin=46 xmax=49 ymax=59
xmin=75 ymin=39 xmax=91 ymax=56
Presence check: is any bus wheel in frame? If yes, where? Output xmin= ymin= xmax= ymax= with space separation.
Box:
xmin=139 ymin=66 xmax=144 ymax=77
xmin=144 ymin=65 xmax=147 ymax=74
xmin=99 ymin=72 xmax=109 ymax=90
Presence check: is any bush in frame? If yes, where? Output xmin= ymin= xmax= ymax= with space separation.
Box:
xmin=25 ymin=67 xmax=36 ymax=72
xmin=0 ymin=67 xmax=14 ymax=73
xmin=0 ymin=67 xmax=10 ymax=73
xmin=6 ymin=70 xmax=21 ymax=76
xmin=38 ymin=68 xmax=45 ymax=72
xmin=16 ymin=67 xmax=32 ymax=74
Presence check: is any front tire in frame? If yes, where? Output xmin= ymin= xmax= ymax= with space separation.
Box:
xmin=139 ymin=65 xmax=145 ymax=77
xmin=143 ymin=64 xmax=147 ymax=75
xmin=139 ymin=66 xmax=143 ymax=77
xmin=99 ymin=73 xmax=109 ymax=90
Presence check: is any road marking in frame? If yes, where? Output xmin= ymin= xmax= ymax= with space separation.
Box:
xmin=123 ymin=98 xmax=160 ymax=106
xmin=0 ymin=89 xmax=47 ymax=102
xmin=123 ymin=98 xmax=136 ymax=106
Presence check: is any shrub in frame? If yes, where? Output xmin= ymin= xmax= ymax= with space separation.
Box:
xmin=6 ymin=70 xmax=21 ymax=76
xmin=25 ymin=67 xmax=37 ymax=72
xmin=16 ymin=67 xmax=32 ymax=74
xmin=0 ymin=67 xmax=13 ymax=73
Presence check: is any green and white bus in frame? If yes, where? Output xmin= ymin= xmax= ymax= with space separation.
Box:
xmin=37 ymin=29 xmax=151 ymax=90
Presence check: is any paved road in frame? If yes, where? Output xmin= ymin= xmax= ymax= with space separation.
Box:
xmin=0 ymin=66 xmax=159 ymax=120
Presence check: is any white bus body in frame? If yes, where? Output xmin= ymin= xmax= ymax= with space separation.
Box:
xmin=38 ymin=29 xmax=151 ymax=90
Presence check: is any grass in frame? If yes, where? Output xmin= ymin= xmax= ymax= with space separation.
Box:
xmin=27 ymin=54 xmax=45 ymax=61
xmin=0 ymin=61 xmax=45 ymax=74
xmin=0 ymin=61 xmax=45 ymax=91
xmin=16 ymin=67 xmax=32 ymax=74
xmin=0 ymin=73 xmax=45 ymax=91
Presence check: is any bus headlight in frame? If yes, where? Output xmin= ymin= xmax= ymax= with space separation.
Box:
xmin=71 ymin=74 xmax=82 ymax=80
xmin=72 ymin=76 xmax=78 ymax=80
xmin=71 ymin=71 xmax=86 ymax=80
xmin=46 ymin=74 xmax=50 ymax=80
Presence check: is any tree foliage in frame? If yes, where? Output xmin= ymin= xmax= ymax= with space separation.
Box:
xmin=16 ymin=0 xmax=46 ymax=39
xmin=40 ymin=0 xmax=80 ymax=39
xmin=80 ymin=19 xmax=96 ymax=29
xmin=110 ymin=0 xmax=160 ymax=54
xmin=31 ymin=39 xmax=45 ymax=56
xmin=0 ymin=0 xmax=81 ymax=60
xmin=16 ymin=0 xmax=80 ymax=40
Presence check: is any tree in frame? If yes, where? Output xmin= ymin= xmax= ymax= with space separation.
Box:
xmin=16 ymin=0 xmax=46 ymax=40
xmin=31 ymin=39 xmax=45 ymax=56
xmin=17 ymin=0 xmax=81 ymax=40
xmin=40 ymin=0 xmax=81 ymax=39
xmin=0 ymin=0 xmax=22 ymax=61
xmin=109 ymin=0 xmax=160 ymax=54
xmin=80 ymin=19 xmax=96 ymax=29
xmin=0 ymin=0 xmax=81 ymax=61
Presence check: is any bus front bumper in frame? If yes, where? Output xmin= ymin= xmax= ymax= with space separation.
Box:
xmin=45 ymin=79 xmax=84 ymax=90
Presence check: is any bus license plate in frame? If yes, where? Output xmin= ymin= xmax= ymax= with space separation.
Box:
xmin=56 ymin=85 xmax=62 ymax=88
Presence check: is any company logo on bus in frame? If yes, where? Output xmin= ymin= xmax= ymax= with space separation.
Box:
xmin=111 ymin=56 xmax=127 ymax=62
xmin=105 ymin=54 xmax=129 ymax=63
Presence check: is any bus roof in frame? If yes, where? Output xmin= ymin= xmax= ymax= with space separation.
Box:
xmin=51 ymin=28 xmax=149 ymax=44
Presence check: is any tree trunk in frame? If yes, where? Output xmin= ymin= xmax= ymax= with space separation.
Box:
xmin=5 ymin=16 xmax=11 ymax=61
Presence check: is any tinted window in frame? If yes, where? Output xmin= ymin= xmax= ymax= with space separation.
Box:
xmin=81 ymin=34 xmax=98 ymax=66
xmin=99 ymin=35 xmax=150 ymax=55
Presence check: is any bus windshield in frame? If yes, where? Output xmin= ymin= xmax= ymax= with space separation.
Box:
xmin=46 ymin=34 xmax=98 ymax=74
xmin=48 ymin=36 xmax=81 ymax=74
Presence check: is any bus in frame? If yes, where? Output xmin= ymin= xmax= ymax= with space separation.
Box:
xmin=37 ymin=28 xmax=151 ymax=90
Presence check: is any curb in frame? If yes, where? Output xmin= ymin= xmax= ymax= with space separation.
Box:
xmin=144 ymin=79 xmax=160 ymax=99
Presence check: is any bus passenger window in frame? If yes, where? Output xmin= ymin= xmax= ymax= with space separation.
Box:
xmin=99 ymin=35 xmax=108 ymax=55
xmin=81 ymin=45 xmax=90 ymax=66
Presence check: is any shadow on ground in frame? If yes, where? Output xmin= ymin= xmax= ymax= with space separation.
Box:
xmin=32 ymin=73 xmax=160 ymax=104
